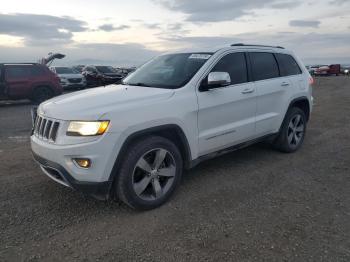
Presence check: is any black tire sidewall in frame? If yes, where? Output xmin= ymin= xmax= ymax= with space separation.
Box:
xmin=116 ymin=136 xmax=183 ymax=210
xmin=32 ymin=87 xmax=53 ymax=104
xmin=276 ymin=107 xmax=307 ymax=153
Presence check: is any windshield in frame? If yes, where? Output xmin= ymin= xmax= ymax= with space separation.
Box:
xmin=123 ymin=53 xmax=212 ymax=89
xmin=96 ymin=66 xmax=115 ymax=74
xmin=55 ymin=67 xmax=77 ymax=74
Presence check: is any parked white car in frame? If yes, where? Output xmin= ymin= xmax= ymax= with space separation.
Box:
xmin=32 ymin=44 xmax=313 ymax=210
xmin=50 ymin=66 xmax=86 ymax=90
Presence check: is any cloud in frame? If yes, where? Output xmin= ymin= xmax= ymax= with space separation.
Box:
xmin=329 ymin=0 xmax=349 ymax=5
xmin=0 ymin=13 xmax=88 ymax=46
xmin=289 ymin=20 xmax=321 ymax=28
xmin=160 ymin=35 xmax=240 ymax=49
xmin=143 ymin=23 xmax=162 ymax=29
xmin=153 ymin=0 xmax=301 ymax=22
xmin=166 ymin=23 xmax=190 ymax=35
xmin=159 ymin=31 xmax=350 ymax=64
xmin=98 ymin=24 xmax=130 ymax=32
xmin=0 ymin=42 xmax=160 ymax=66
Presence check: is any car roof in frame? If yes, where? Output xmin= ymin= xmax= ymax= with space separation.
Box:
xmin=0 ymin=63 xmax=39 ymax=66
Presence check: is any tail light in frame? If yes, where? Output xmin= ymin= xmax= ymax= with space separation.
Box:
xmin=308 ymin=77 xmax=314 ymax=85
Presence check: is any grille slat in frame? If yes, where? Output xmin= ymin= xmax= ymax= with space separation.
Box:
xmin=50 ymin=122 xmax=60 ymax=141
xmin=44 ymin=120 xmax=52 ymax=139
xmin=40 ymin=119 xmax=47 ymax=137
xmin=35 ymin=117 xmax=42 ymax=134
xmin=34 ymin=116 xmax=60 ymax=143
xmin=33 ymin=116 xmax=39 ymax=133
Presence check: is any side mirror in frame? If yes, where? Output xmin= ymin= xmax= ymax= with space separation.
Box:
xmin=199 ymin=72 xmax=231 ymax=91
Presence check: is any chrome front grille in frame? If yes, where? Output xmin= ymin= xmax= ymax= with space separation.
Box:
xmin=68 ymin=78 xmax=82 ymax=83
xmin=33 ymin=116 xmax=60 ymax=142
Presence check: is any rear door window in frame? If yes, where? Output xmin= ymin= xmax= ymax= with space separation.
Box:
xmin=250 ymin=52 xmax=279 ymax=81
xmin=211 ymin=52 xmax=248 ymax=85
xmin=6 ymin=66 xmax=30 ymax=79
xmin=30 ymin=66 xmax=46 ymax=76
xmin=275 ymin=53 xmax=302 ymax=76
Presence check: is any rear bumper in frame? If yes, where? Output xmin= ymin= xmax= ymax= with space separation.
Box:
xmin=32 ymin=151 xmax=111 ymax=200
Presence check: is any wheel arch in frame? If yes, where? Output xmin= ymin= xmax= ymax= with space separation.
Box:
xmin=287 ymin=96 xmax=311 ymax=121
xmin=31 ymin=83 xmax=55 ymax=95
xmin=108 ymin=124 xmax=192 ymax=184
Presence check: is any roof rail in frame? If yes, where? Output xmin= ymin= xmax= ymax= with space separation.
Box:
xmin=231 ymin=43 xmax=285 ymax=49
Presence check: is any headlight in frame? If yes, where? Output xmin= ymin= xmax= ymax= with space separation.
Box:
xmin=60 ymin=77 xmax=67 ymax=80
xmin=67 ymin=121 xmax=110 ymax=136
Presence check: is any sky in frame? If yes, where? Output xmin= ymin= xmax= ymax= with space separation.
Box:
xmin=0 ymin=0 xmax=349 ymax=66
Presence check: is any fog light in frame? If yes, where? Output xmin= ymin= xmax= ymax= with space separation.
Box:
xmin=73 ymin=158 xmax=91 ymax=168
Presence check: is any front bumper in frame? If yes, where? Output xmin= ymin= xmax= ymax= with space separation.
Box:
xmin=31 ymin=130 xmax=122 ymax=199
xmin=32 ymin=152 xmax=111 ymax=200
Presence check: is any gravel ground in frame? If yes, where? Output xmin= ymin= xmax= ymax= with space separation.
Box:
xmin=0 ymin=77 xmax=349 ymax=261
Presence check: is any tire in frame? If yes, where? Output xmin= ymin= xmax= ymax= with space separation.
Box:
xmin=273 ymin=107 xmax=307 ymax=153
xmin=115 ymin=136 xmax=183 ymax=210
xmin=31 ymin=86 xmax=53 ymax=104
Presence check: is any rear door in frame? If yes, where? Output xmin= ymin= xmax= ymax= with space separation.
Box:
xmin=249 ymin=52 xmax=290 ymax=136
xmin=197 ymin=52 xmax=257 ymax=155
xmin=5 ymin=65 xmax=31 ymax=98
xmin=0 ymin=66 xmax=6 ymax=96
xmin=275 ymin=53 xmax=305 ymax=92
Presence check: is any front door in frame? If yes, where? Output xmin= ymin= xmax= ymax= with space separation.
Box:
xmin=196 ymin=52 xmax=257 ymax=156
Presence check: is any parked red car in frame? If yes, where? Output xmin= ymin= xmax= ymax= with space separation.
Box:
xmin=0 ymin=63 xmax=63 ymax=104
xmin=314 ymin=64 xmax=341 ymax=76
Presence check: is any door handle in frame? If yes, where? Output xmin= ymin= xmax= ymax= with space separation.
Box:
xmin=241 ymin=88 xmax=254 ymax=94
xmin=281 ymin=82 xmax=290 ymax=87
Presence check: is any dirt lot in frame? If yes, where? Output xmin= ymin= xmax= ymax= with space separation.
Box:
xmin=0 ymin=77 xmax=349 ymax=261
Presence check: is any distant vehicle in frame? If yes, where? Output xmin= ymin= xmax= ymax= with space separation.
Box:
xmin=50 ymin=66 xmax=86 ymax=90
xmin=114 ymin=67 xmax=136 ymax=78
xmin=340 ymin=65 xmax=350 ymax=76
xmin=82 ymin=65 xmax=123 ymax=87
xmin=314 ymin=64 xmax=341 ymax=76
xmin=72 ymin=65 xmax=85 ymax=73
xmin=306 ymin=65 xmax=320 ymax=76
xmin=0 ymin=63 xmax=62 ymax=103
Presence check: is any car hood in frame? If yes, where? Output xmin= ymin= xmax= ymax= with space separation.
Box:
xmin=39 ymin=85 xmax=175 ymax=120
xmin=58 ymin=73 xmax=83 ymax=79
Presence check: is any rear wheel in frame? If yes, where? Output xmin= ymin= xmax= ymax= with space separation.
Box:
xmin=31 ymin=86 xmax=53 ymax=104
xmin=115 ymin=136 xmax=183 ymax=210
xmin=273 ymin=107 xmax=307 ymax=153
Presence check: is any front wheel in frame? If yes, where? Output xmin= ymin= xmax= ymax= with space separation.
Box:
xmin=273 ymin=107 xmax=307 ymax=153
xmin=115 ymin=136 xmax=183 ymax=210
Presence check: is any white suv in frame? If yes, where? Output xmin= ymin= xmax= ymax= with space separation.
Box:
xmin=31 ymin=44 xmax=313 ymax=210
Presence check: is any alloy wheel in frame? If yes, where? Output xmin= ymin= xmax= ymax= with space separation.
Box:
xmin=287 ymin=114 xmax=305 ymax=147
xmin=132 ymin=148 xmax=176 ymax=201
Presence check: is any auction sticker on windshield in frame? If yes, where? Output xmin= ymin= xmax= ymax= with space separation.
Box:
xmin=189 ymin=54 xmax=211 ymax=59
